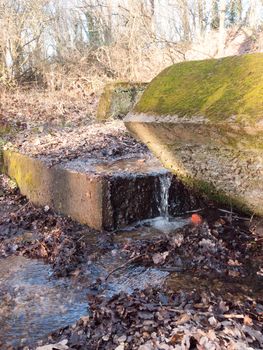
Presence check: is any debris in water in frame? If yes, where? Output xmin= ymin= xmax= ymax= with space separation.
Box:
xmin=191 ymin=213 xmax=203 ymax=225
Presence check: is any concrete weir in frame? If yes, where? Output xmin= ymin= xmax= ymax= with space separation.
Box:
xmin=1 ymin=150 xmax=200 ymax=230
xmin=125 ymin=54 xmax=263 ymax=215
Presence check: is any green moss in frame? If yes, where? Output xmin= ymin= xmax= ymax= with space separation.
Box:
xmin=3 ymin=150 xmax=39 ymax=192
xmin=97 ymin=82 xmax=147 ymax=121
xmin=0 ymin=123 xmax=12 ymax=136
xmin=135 ymin=53 xmax=263 ymax=123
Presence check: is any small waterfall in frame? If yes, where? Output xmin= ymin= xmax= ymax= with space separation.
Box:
xmin=158 ymin=173 xmax=172 ymax=219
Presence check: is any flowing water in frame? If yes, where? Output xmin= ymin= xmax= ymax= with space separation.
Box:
xmin=0 ymin=256 xmax=88 ymax=348
xmin=0 ymin=158 xmax=187 ymax=348
xmin=64 ymin=155 xmax=168 ymax=176
xmin=0 ymin=254 xmax=171 ymax=348
xmin=0 ymin=215 xmax=262 ymax=348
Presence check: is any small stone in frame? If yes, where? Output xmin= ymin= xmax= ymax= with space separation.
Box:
xmin=208 ymin=316 xmax=218 ymax=327
xmin=102 ymin=334 xmax=110 ymax=341
xmin=158 ymin=343 xmax=170 ymax=350
xmin=115 ymin=344 xmax=125 ymax=350
xmin=11 ymin=244 xmax=18 ymax=252
xmin=138 ymin=343 xmax=154 ymax=350
xmin=117 ymin=335 xmax=127 ymax=343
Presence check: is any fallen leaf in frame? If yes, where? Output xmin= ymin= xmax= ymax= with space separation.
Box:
xmin=175 ymin=313 xmax=191 ymax=325
xmin=244 ymin=315 xmax=253 ymax=326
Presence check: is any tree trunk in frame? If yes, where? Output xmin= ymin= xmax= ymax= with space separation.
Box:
xmin=218 ymin=0 xmax=226 ymax=56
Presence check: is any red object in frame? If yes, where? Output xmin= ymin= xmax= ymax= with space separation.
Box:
xmin=191 ymin=213 xmax=203 ymax=225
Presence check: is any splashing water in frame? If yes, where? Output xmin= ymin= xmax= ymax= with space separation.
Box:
xmin=158 ymin=173 xmax=172 ymax=219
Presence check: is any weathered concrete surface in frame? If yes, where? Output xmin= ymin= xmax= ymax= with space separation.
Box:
xmin=125 ymin=54 xmax=263 ymax=215
xmin=97 ymin=82 xmax=147 ymax=121
xmin=0 ymin=120 xmax=13 ymax=172
xmin=2 ymin=151 xmax=201 ymax=230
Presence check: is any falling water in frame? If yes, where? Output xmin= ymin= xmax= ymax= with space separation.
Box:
xmin=158 ymin=173 xmax=172 ymax=218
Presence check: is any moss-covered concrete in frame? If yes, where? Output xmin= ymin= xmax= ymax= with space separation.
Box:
xmin=97 ymin=82 xmax=147 ymax=121
xmin=125 ymin=54 xmax=263 ymax=215
xmin=135 ymin=53 xmax=263 ymax=124
xmin=2 ymin=150 xmax=107 ymax=229
xmin=0 ymin=120 xmax=13 ymax=174
xmin=0 ymin=121 xmax=12 ymax=137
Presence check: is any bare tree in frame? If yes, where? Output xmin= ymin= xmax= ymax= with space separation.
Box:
xmin=218 ymin=0 xmax=227 ymax=55
xmin=0 ymin=0 xmax=50 ymax=84
xmin=0 ymin=0 xmax=263 ymax=90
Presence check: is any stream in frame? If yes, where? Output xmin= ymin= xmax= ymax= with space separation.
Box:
xmin=0 ymin=214 xmax=262 ymax=348
xmin=0 ymin=216 xmax=191 ymax=348
xmin=0 ymin=256 xmax=88 ymax=348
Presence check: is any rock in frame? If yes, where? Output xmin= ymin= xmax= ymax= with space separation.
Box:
xmin=36 ymin=339 xmax=68 ymax=350
xmin=138 ymin=343 xmax=155 ymax=350
xmin=97 ymin=82 xmax=147 ymax=121
xmin=115 ymin=344 xmax=125 ymax=350
xmin=125 ymin=53 xmax=263 ymax=215
xmin=158 ymin=343 xmax=170 ymax=350
xmin=117 ymin=335 xmax=127 ymax=343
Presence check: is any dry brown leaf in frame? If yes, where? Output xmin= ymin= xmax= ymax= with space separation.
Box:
xmin=175 ymin=313 xmax=191 ymax=325
xmin=169 ymin=332 xmax=184 ymax=345
xmin=243 ymin=315 xmax=253 ymax=326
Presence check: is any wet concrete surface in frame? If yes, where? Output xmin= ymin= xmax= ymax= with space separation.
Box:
xmin=63 ymin=155 xmax=168 ymax=176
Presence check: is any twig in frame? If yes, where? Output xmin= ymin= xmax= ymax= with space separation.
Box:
xmin=249 ymin=213 xmax=255 ymax=224
xmin=105 ymin=254 xmax=146 ymax=281
xmin=218 ymin=208 xmax=250 ymax=221
xmin=223 ymin=314 xmax=244 ymax=319
xmin=14 ymin=201 xmax=30 ymax=215
xmin=0 ymin=202 xmax=30 ymax=225
xmin=159 ymin=267 xmax=186 ymax=272
xmin=177 ymin=208 xmax=204 ymax=215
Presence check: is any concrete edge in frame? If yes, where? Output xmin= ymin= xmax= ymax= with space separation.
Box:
xmin=2 ymin=150 xmax=107 ymax=230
